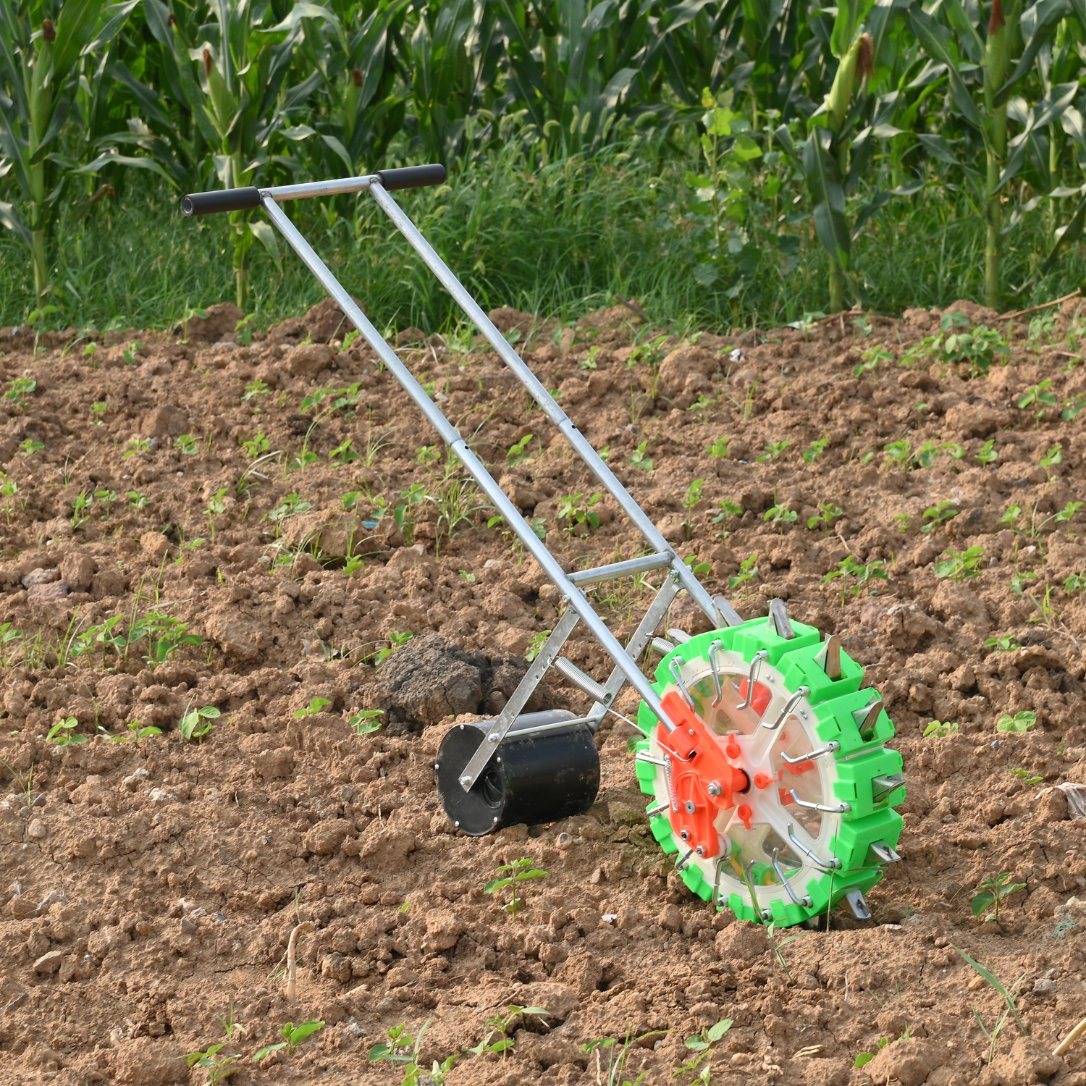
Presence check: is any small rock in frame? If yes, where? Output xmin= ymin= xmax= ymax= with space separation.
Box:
xmin=148 ymin=788 xmax=174 ymax=804
xmin=140 ymin=403 xmax=190 ymax=439
xmin=122 ymin=767 xmax=150 ymax=790
xmin=284 ymin=342 xmax=336 ymax=378
xmin=659 ymin=903 xmax=683 ymax=932
xmin=27 ymin=581 xmax=69 ymax=607
xmin=555 ymin=832 xmax=573 ymax=850
xmin=422 ymin=909 xmax=465 ymax=953
xmin=304 ymin=818 xmax=353 ymax=856
xmin=139 ymin=532 xmax=171 ymax=561
xmin=181 ymin=301 xmax=243 ymax=344
xmin=33 ymin=950 xmax=64 ymax=975
xmin=20 ymin=567 xmax=58 ymax=588
xmin=26 ymin=819 xmax=47 ymax=840
xmin=58 ymin=551 xmax=95 ymax=592
xmin=861 ymin=1037 xmax=940 ymax=1086
xmin=35 ymin=890 xmax=67 ymax=916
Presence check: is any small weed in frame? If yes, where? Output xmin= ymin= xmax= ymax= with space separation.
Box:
xmin=1009 ymin=767 xmax=1043 ymax=787
xmin=802 ymin=437 xmax=829 ymax=462
xmin=240 ymin=432 xmax=270 ymax=458
xmin=934 ymin=546 xmax=984 ymax=580
xmin=1016 ymin=378 xmax=1058 ymax=417
xmin=19 ymin=438 xmax=44 ymax=456
xmin=269 ymin=493 xmax=312 ymax=524
xmin=252 ymin=1021 xmax=325 ymax=1062
xmin=525 ymin=629 xmax=550 ymax=662
xmin=484 ymin=857 xmax=548 ymax=917
xmin=111 ymin=719 xmax=163 ymax=743
xmin=975 ymin=439 xmax=998 ymax=464
xmin=763 ymin=503 xmax=797 ymax=528
xmin=682 ymin=479 xmax=704 ymax=510
xmin=374 ymin=630 xmax=414 ymax=666
xmin=996 ymin=710 xmax=1036 ymax=734
xmin=369 ymin=1023 xmax=457 ymax=1085
xmin=923 ymin=720 xmax=959 ymax=739
xmin=179 ymin=705 xmax=221 ymax=743
xmin=1040 ymin=443 xmax=1063 ymax=472
xmin=855 ymin=344 xmax=892 ymax=375
xmin=174 ymin=433 xmax=199 ymax=456
xmin=124 ymin=436 xmax=151 ymax=458
xmin=1064 ymin=573 xmax=1086 ymax=593
xmin=711 ymin=499 xmax=742 ymax=530
xmin=5 ymin=376 xmax=37 ymax=405
xmin=952 ymin=945 xmax=1028 ymax=1063
xmin=583 ymin=1030 xmax=667 ymax=1086
xmin=984 ymin=634 xmax=1022 ymax=652
xmin=185 ymin=1042 xmax=240 ymax=1084
xmin=348 ymin=709 xmax=383 ymax=735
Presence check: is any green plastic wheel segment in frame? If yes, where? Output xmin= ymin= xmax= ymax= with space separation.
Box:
xmin=634 ymin=613 xmax=904 ymax=926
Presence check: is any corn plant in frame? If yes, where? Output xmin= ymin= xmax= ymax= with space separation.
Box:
xmin=910 ymin=0 xmax=1072 ymax=308
xmin=0 ymin=0 xmax=145 ymax=311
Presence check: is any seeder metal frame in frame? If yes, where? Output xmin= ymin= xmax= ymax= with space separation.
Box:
xmin=184 ymin=164 xmax=733 ymax=783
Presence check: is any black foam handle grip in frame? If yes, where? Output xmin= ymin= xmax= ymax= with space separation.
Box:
xmin=375 ymin=164 xmax=447 ymax=191
xmin=180 ymin=187 xmax=262 ymax=216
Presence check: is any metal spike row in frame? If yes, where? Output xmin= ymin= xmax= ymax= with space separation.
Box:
xmin=869 ymin=841 xmax=902 ymax=863
xmin=769 ymin=598 xmax=796 ymax=639
xmin=872 ymin=774 xmax=906 ymax=803
xmin=853 ymin=695 xmax=883 ymax=739
xmin=763 ymin=686 xmax=811 ymax=731
xmin=650 ymin=637 xmax=676 ymax=656
xmin=737 ymin=650 xmax=767 ymax=710
xmin=814 ymin=634 xmax=842 ymax=680
xmin=712 ymin=595 xmax=743 ymax=628
xmin=845 ymin=888 xmax=872 ymax=920
xmin=666 ymin=628 xmax=692 ymax=644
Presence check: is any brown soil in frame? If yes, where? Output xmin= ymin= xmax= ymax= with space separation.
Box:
xmin=1 ymin=296 xmax=1085 ymax=1086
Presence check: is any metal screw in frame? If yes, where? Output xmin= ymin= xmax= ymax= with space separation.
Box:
xmin=695 ymin=846 xmax=706 ymax=857
xmin=454 ymin=820 xmax=460 ymax=829
xmin=459 ymin=775 xmax=471 ymax=787
xmin=680 ymin=829 xmax=690 ymax=841
xmin=707 ymin=781 xmax=722 ymax=797
xmin=488 ymin=733 xmax=499 ymax=743
xmin=684 ymin=800 xmax=696 ymax=814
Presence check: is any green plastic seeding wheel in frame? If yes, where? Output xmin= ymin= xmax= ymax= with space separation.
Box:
xmin=634 ymin=615 xmax=905 ymax=926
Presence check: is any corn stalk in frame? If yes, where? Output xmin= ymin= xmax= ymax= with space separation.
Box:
xmin=0 ymin=0 xmax=138 ymax=312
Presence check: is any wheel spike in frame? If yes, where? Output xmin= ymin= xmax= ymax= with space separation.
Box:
xmin=668 ymin=658 xmax=695 ymax=708
xmin=781 ymin=740 xmax=840 ymax=765
xmin=676 ymin=846 xmax=695 ymax=871
xmin=814 ymin=634 xmax=842 ymax=680
xmin=872 ymin=774 xmax=905 ymax=802
xmin=845 ymin=888 xmax=872 ymax=920
xmin=787 ymin=788 xmax=851 ymax=814
xmin=763 ymin=686 xmax=810 ymax=730
xmin=869 ymin=840 xmax=902 ymax=863
xmin=636 ymin=752 xmax=667 ymax=767
xmin=853 ymin=694 xmax=883 ymax=738
xmin=786 ymin=823 xmax=841 ymax=870
xmin=666 ymin=628 xmax=691 ymax=644
xmin=772 ymin=849 xmax=813 ymax=907
xmin=708 ymin=640 xmax=724 ymax=706
xmin=737 ymin=650 xmax=767 ymax=710
xmin=769 ymin=598 xmax=796 ymax=639
xmin=712 ymin=595 xmax=743 ymax=627
xmin=646 ymin=799 xmax=669 ymax=816
xmin=650 ymin=637 xmax=676 ymax=656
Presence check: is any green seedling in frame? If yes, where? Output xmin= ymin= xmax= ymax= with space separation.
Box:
xmin=822 ymin=555 xmax=888 ymax=598
xmin=934 ymin=546 xmax=984 ymax=581
xmin=19 ymin=439 xmax=43 ymax=456
xmin=975 ymin=439 xmax=998 ymax=464
xmin=374 ymin=630 xmax=414 ymax=666
xmin=127 ymin=490 xmax=149 ymax=509
xmin=294 ymin=696 xmax=331 ymax=719
xmin=369 ymin=1023 xmax=456 ymax=1086
xmin=179 ymin=705 xmax=220 ymax=743
xmin=802 ymin=437 xmax=829 ymax=462
xmin=807 ymin=501 xmax=844 ymax=530
xmin=185 ymin=1043 xmax=240 ymax=1084
xmin=630 ymin=441 xmax=653 ymax=471
xmin=525 ymin=629 xmax=550 ymax=662
xmin=996 ymin=711 xmax=1036 ymax=734
xmin=557 ymin=492 xmax=601 ymax=533
xmin=854 ymin=1036 xmax=891 ymax=1069
xmin=5 ymin=377 xmax=36 ymax=405
xmin=921 ymin=501 xmax=959 ymax=533
xmin=706 ymin=436 xmax=730 ymax=459
xmin=1040 ymin=443 xmax=1063 ymax=472
xmin=0 ymin=623 xmax=23 ymax=667
xmin=468 ymin=1005 xmax=551 ymax=1057
xmin=328 ymin=438 xmax=356 ymax=463
xmin=240 ymin=432 xmax=270 ymax=458
xmin=252 ymin=1021 xmax=325 ymax=1062
xmin=952 ymin=945 xmax=1028 ymax=1064
xmin=682 ymin=479 xmax=704 ymax=509
xmin=124 ymin=437 xmax=151 ymax=458
xmin=416 ymin=444 xmax=441 ymax=464
xmin=923 ymin=720 xmax=959 ymax=739
xmin=46 ymin=716 xmax=84 ymax=746
xmin=727 ymin=553 xmax=758 ymax=590
xmin=111 ymin=720 xmax=163 ymax=744
xmin=855 ymin=345 xmax=893 ymax=375
xmin=174 ymin=433 xmax=199 ymax=455
xmin=242 ymin=380 xmax=270 ymax=403
xmin=757 ymin=438 xmax=791 ymax=462
xmin=984 ymin=634 xmax=1021 ymax=652
xmin=1009 ymin=768 xmax=1043 ymax=787
xmin=506 ymin=434 xmax=534 ymax=463
xmin=763 ymin=504 xmax=797 ymax=528
xmin=1064 ymin=573 xmax=1086 ymax=594
xmin=484 ymin=858 xmax=548 ymax=917
xmin=348 ymin=709 xmax=383 ymax=735
xmin=712 ymin=499 xmax=742 ymax=528
xmin=676 ymin=1018 xmax=733 ymax=1082
xmin=268 ymin=493 xmax=312 ymax=524
xmin=1016 ymin=378 xmax=1058 ymax=416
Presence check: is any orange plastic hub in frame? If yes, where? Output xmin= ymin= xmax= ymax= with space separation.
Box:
xmin=655 ymin=690 xmax=749 ymax=859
